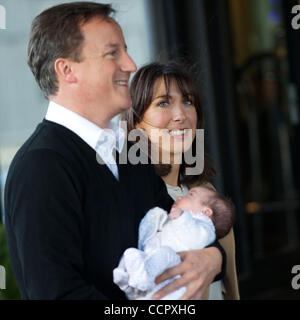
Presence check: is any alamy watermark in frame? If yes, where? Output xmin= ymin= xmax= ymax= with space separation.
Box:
xmin=291 ymin=265 xmax=300 ymax=290
xmin=95 ymin=122 xmax=205 ymax=176
xmin=0 ymin=4 xmax=6 ymax=30
xmin=291 ymin=5 xmax=300 ymax=30
xmin=0 ymin=265 xmax=5 ymax=290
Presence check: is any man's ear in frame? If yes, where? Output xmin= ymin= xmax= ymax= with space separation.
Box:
xmin=202 ymin=207 xmax=213 ymax=218
xmin=54 ymin=58 xmax=77 ymax=83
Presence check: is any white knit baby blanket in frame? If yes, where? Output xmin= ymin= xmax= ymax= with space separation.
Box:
xmin=113 ymin=207 xmax=216 ymax=299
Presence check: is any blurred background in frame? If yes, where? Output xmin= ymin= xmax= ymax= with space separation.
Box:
xmin=0 ymin=0 xmax=299 ymax=299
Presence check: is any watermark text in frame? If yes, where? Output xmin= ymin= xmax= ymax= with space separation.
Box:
xmin=95 ymin=122 xmax=204 ymax=176
xmin=291 ymin=265 xmax=300 ymax=290
xmin=0 ymin=4 xmax=6 ymax=30
xmin=291 ymin=5 xmax=300 ymax=30
xmin=0 ymin=265 xmax=5 ymax=289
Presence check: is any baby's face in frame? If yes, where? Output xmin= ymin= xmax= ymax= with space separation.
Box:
xmin=174 ymin=187 xmax=213 ymax=212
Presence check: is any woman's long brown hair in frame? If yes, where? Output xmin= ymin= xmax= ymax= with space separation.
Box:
xmin=122 ymin=61 xmax=216 ymax=187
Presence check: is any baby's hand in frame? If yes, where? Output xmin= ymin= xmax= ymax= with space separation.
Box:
xmin=169 ymin=203 xmax=183 ymax=219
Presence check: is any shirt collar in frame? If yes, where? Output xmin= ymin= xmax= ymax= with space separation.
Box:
xmin=45 ymin=101 xmax=125 ymax=153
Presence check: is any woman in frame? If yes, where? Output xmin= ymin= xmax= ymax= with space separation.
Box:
xmin=123 ymin=62 xmax=239 ymax=300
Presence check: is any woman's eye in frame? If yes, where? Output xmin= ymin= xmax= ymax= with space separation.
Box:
xmin=183 ymin=100 xmax=193 ymax=105
xmin=158 ymin=101 xmax=169 ymax=107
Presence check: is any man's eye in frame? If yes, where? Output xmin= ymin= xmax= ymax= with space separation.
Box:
xmin=107 ymin=50 xmax=117 ymax=56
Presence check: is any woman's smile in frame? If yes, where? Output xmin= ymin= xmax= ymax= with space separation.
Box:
xmin=137 ymin=77 xmax=197 ymax=159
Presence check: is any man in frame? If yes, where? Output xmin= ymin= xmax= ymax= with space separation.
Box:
xmin=4 ymin=2 xmax=225 ymax=299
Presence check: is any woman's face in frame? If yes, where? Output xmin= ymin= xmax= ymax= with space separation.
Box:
xmin=136 ymin=77 xmax=198 ymax=162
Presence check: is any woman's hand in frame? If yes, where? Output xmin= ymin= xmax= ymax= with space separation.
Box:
xmin=153 ymin=247 xmax=222 ymax=300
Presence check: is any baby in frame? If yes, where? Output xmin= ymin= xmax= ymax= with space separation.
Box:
xmin=113 ymin=186 xmax=234 ymax=300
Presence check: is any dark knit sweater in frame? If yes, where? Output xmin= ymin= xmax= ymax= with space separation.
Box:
xmin=4 ymin=119 xmax=225 ymax=299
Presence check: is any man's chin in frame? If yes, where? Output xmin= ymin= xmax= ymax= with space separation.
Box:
xmin=119 ymin=101 xmax=132 ymax=112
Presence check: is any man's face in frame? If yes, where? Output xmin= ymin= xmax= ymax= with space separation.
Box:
xmin=73 ymin=17 xmax=137 ymax=123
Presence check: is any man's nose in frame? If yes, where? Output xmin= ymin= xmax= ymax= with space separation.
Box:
xmin=121 ymin=52 xmax=137 ymax=73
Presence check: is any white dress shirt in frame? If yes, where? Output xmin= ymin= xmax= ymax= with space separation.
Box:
xmin=45 ymin=101 xmax=125 ymax=180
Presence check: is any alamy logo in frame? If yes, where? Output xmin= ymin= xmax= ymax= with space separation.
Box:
xmin=0 ymin=4 xmax=6 ymax=29
xmin=291 ymin=5 xmax=300 ymax=30
xmin=0 ymin=265 xmax=5 ymax=289
xmin=291 ymin=265 xmax=300 ymax=290
xmin=95 ymin=122 xmax=205 ymax=176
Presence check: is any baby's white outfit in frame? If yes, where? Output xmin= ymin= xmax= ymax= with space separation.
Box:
xmin=113 ymin=207 xmax=216 ymax=300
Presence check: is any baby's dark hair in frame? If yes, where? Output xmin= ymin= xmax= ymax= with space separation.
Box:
xmin=204 ymin=192 xmax=235 ymax=239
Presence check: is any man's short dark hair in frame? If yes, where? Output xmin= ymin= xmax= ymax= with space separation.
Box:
xmin=27 ymin=2 xmax=115 ymax=98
